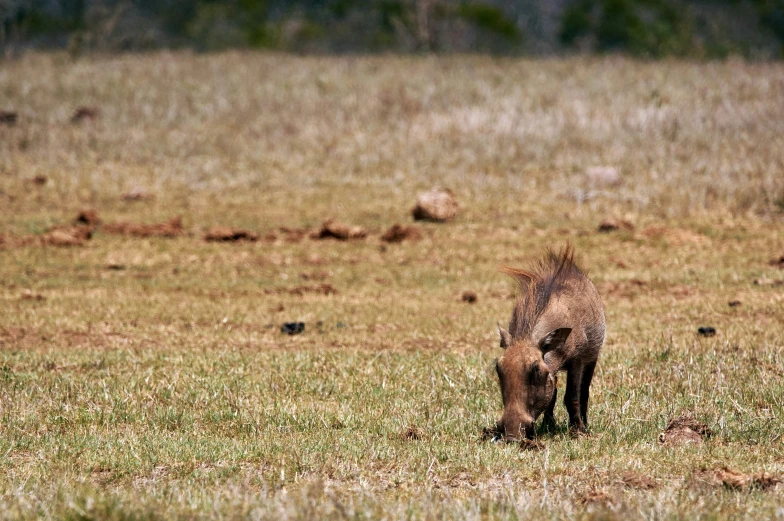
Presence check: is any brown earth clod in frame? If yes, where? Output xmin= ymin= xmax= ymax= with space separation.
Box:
xmin=461 ymin=291 xmax=478 ymax=303
xmin=400 ymin=425 xmax=424 ymax=441
xmin=696 ymin=467 xmax=783 ymax=491
xmin=381 ymin=224 xmax=422 ymax=243
xmin=659 ymin=413 xmax=712 ymax=446
xmin=41 ymin=225 xmax=93 ymax=247
xmin=412 ymin=188 xmax=459 ymax=223
xmin=598 ymin=218 xmax=634 ymax=233
xmin=312 ymin=220 xmax=367 ymax=241
xmin=75 ymin=209 xmax=100 ymax=227
xmin=204 ymin=226 xmax=260 ymax=243
xmin=769 ymin=255 xmax=784 ymax=268
xmin=103 ymin=216 xmax=183 ymax=238
xmin=71 ymin=106 xmax=101 ymax=123
xmin=0 ymin=110 xmax=18 ymax=125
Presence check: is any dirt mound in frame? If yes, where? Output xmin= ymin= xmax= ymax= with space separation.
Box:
xmin=598 ymin=218 xmax=634 ymax=232
xmin=0 ymin=110 xmax=18 ymax=125
xmin=204 ymin=226 xmax=259 ymax=242
xmin=41 ymin=219 xmax=94 ymax=247
xmin=769 ymin=255 xmax=784 ymax=268
xmin=75 ymin=209 xmax=100 ymax=226
xmin=381 ymin=224 xmax=422 ymax=243
xmin=659 ymin=413 xmax=712 ymax=446
xmin=103 ymin=216 xmax=183 ymax=238
xmin=399 ymin=425 xmax=424 ymax=441
xmin=312 ymin=220 xmax=367 ymax=240
xmin=71 ymin=106 xmax=100 ymax=123
xmin=696 ymin=467 xmax=783 ymax=491
xmin=412 ymin=188 xmax=458 ymax=222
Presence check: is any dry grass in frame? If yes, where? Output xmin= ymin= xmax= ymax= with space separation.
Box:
xmin=1 ymin=52 xmax=784 ymax=520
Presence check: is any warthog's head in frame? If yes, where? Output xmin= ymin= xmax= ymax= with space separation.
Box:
xmin=493 ymin=326 xmax=571 ymax=440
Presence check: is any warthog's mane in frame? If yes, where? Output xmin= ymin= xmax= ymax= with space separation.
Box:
xmin=502 ymin=244 xmax=584 ymax=338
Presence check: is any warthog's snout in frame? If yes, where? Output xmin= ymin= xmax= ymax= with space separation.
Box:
xmin=498 ymin=413 xmax=535 ymax=441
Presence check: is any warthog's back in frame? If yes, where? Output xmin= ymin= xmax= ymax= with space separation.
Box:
xmin=503 ymin=246 xmax=605 ymax=371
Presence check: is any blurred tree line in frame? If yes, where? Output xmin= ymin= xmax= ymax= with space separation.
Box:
xmin=1 ymin=0 xmax=783 ymax=58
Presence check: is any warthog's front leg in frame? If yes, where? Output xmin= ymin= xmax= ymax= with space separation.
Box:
xmin=543 ymin=374 xmax=558 ymax=431
xmin=564 ymin=364 xmax=585 ymax=433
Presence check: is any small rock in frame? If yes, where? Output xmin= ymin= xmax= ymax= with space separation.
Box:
xmin=71 ymin=106 xmax=100 ymax=123
xmin=461 ymin=291 xmax=478 ymax=303
xmin=585 ymin=166 xmax=621 ymax=187
xmin=281 ymin=322 xmax=305 ymax=335
xmin=0 ymin=110 xmax=18 ymax=125
xmin=75 ymin=209 xmax=100 ymax=226
xmin=728 ymin=300 xmax=741 ymax=307
xmin=412 ymin=188 xmax=459 ymax=222
xmin=697 ymin=327 xmax=716 ymax=337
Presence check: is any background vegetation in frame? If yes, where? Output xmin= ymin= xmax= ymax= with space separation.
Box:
xmin=2 ymin=0 xmax=784 ymax=58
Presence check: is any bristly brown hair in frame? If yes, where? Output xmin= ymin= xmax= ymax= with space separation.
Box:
xmin=501 ymin=244 xmax=584 ymax=338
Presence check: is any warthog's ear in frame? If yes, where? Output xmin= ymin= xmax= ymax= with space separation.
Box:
xmin=497 ymin=323 xmax=512 ymax=349
xmin=539 ymin=327 xmax=572 ymax=353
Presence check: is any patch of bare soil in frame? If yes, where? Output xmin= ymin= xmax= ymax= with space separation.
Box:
xmin=71 ymin=106 xmax=100 ymax=123
xmin=640 ymin=226 xmax=708 ymax=245
xmin=203 ymin=226 xmax=259 ymax=242
xmin=103 ymin=216 xmax=183 ymax=238
xmin=461 ymin=291 xmax=478 ymax=303
xmin=275 ymin=227 xmax=309 ymax=243
xmin=381 ymin=224 xmax=422 ymax=243
xmin=0 ymin=110 xmax=18 ymax=125
xmin=659 ymin=413 xmax=712 ymax=447
xmin=299 ymin=271 xmax=331 ymax=281
xmin=695 ymin=467 xmax=783 ymax=491
xmin=620 ymin=471 xmax=658 ymax=490
xmin=264 ymin=284 xmax=338 ymax=296
xmin=312 ymin=220 xmax=367 ymax=240
xmin=412 ymin=188 xmax=459 ymax=222
xmin=598 ymin=218 xmax=634 ymax=232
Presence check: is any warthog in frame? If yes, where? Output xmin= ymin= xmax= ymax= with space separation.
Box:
xmin=492 ymin=246 xmax=605 ymax=440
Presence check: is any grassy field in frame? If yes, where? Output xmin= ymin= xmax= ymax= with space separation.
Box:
xmin=1 ymin=52 xmax=784 ymax=519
